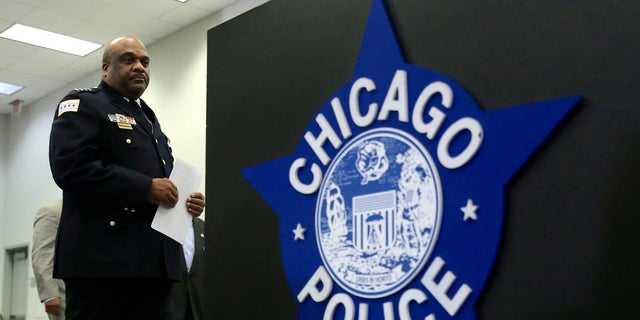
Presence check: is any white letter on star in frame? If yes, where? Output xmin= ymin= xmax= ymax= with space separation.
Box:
xmin=461 ymin=199 xmax=479 ymax=221
xmin=293 ymin=223 xmax=306 ymax=241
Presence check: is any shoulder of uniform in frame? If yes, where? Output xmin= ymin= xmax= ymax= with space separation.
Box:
xmin=70 ymin=87 xmax=100 ymax=94
xmin=56 ymin=87 xmax=100 ymax=117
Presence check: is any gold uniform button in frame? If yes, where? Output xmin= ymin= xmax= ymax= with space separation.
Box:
xmin=109 ymin=221 xmax=116 ymax=227
xmin=155 ymin=138 xmax=159 ymax=144
xmin=162 ymin=159 xmax=166 ymax=166
xmin=125 ymin=138 xmax=132 ymax=144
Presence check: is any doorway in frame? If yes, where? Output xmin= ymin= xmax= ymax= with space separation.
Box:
xmin=2 ymin=245 xmax=28 ymax=320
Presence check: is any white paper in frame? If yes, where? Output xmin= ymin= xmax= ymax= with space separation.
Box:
xmin=151 ymin=158 xmax=202 ymax=244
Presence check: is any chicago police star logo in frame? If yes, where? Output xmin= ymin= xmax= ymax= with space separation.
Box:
xmin=242 ymin=0 xmax=580 ymax=319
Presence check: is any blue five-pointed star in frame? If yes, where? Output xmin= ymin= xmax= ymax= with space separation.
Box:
xmin=242 ymin=0 xmax=579 ymax=319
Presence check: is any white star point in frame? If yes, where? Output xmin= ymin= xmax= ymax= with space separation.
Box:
xmin=461 ymin=198 xmax=479 ymax=221
xmin=292 ymin=223 xmax=306 ymax=241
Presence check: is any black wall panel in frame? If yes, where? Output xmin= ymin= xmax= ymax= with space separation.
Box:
xmin=206 ymin=1 xmax=639 ymax=319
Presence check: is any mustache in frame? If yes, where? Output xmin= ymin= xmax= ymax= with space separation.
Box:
xmin=130 ymin=73 xmax=147 ymax=80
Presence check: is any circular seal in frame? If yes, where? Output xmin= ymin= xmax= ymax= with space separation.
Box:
xmin=316 ymin=127 xmax=442 ymax=298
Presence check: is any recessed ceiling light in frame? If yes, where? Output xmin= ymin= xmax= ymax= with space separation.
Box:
xmin=175 ymin=0 xmax=189 ymax=3
xmin=0 ymin=24 xmax=102 ymax=57
xmin=0 ymin=81 xmax=23 ymax=95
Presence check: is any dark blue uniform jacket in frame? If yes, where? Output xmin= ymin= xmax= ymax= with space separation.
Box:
xmin=49 ymin=81 xmax=181 ymax=281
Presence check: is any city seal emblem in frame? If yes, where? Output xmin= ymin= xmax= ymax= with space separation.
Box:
xmin=242 ymin=0 xmax=580 ymax=319
xmin=317 ymin=128 xmax=442 ymax=299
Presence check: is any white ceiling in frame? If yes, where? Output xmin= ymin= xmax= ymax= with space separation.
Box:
xmin=0 ymin=0 xmax=238 ymax=114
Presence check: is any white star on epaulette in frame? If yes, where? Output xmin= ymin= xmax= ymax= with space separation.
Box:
xmin=72 ymin=87 xmax=99 ymax=93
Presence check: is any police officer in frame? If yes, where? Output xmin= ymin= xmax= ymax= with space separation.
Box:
xmin=49 ymin=36 xmax=205 ymax=320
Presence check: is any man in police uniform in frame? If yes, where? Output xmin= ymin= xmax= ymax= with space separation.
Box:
xmin=49 ymin=36 xmax=205 ymax=320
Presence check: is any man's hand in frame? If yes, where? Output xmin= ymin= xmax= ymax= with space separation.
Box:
xmin=186 ymin=192 xmax=206 ymax=217
xmin=44 ymin=297 xmax=62 ymax=315
xmin=148 ymin=178 xmax=179 ymax=208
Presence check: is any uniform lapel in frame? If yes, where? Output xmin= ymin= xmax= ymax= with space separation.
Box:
xmin=138 ymin=99 xmax=157 ymax=134
xmin=127 ymin=99 xmax=154 ymax=135
xmin=100 ymin=82 xmax=154 ymax=136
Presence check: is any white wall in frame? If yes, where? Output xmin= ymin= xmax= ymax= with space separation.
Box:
xmin=0 ymin=114 xmax=6 ymax=232
xmin=0 ymin=0 xmax=268 ymax=318
xmin=0 ymin=114 xmax=6 ymax=317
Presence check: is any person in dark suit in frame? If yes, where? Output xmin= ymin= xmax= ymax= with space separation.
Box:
xmin=172 ymin=217 xmax=205 ymax=320
xmin=48 ymin=36 xmax=206 ymax=320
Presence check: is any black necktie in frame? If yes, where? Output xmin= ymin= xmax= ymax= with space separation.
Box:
xmin=129 ymin=99 xmax=153 ymax=132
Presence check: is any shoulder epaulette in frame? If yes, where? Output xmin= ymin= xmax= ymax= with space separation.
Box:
xmin=71 ymin=87 xmax=99 ymax=94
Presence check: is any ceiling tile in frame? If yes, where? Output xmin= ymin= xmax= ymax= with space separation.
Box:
xmin=18 ymin=8 xmax=81 ymax=33
xmin=38 ymin=0 xmax=110 ymax=19
xmin=0 ymin=52 xmax=20 ymax=68
xmin=189 ymin=0 xmax=238 ymax=12
xmin=0 ymin=38 xmax=37 ymax=59
xmin=28 ymin=76 xmax=68 ymax=93
xmin=0 ymin=69 xmax=40 ymax=86
xmin=0 ymin=1 xmax=33 ymax=21
xmin=111 ymin=0 xmax=180 ymax=18
xmin=25 ymin=47 xmax=80 ymax=67
xmin=8 ymin=57 xmax=62 ymax=76
xmin=159 ymin=4 xmax=211 ymax=26
xmin=11 ymin=0 xmax=46 ymax=7
xmin=136 ymin=18 xmax=182 ymax=42
xmin=0 ymin=0 xmax=243 ymax=113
